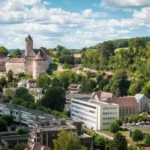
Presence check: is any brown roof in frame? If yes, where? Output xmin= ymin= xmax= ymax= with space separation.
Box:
xmin=25 ymin=35 xmax=33 ymax=41
xmin=25 ymin=143 xmax=50 ymax=150
xmin=105 ymin=71 xmax=114 ymax=76
xmin=108 ymin=96 xmax=139 ymax=107
xmin=8 ymin=58 xmax=25 ymax=63
xmin=68 ymin=84 xmax=81 ymax=90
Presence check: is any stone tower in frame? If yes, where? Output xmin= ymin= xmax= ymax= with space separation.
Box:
xmin=33 ymin=51 xmax=45 ymax=79
xmin=25 ymin=35 xmax=33 ymax=57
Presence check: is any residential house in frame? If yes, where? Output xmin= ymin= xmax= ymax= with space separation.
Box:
xmin=134 ymin=94 xmax=149 ymax=113
xmin=108 ymin=97 xmax=139 ymax=118
xmin=71 ymin=98 xmax=119 ymax=130
xmin=104 ymin=72 xmax=113 ymax=79
xmin=26 ymin=79 xmax=36 ymax=89
xmin=83 ymin=68 xmax=98 ymax=77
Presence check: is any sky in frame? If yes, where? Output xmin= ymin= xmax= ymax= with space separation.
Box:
xmin=0 ymin=0 xmax=150 ymax=49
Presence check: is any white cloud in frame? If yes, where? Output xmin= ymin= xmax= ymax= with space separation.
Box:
xmin=43 ymin=1 xmax=50 ymax=5
xmin=101 ymin=0 xmax=150 ymax=8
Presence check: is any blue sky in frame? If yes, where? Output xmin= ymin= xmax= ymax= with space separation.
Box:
xmin=0 ymin=0 xmax=150 ymax=49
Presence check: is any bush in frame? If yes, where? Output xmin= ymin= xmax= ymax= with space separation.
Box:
xmin=109 ymin=122 xmax=120 ymax=133
xmin=17 ymin=128 xmax=26 ymax=135
xmin=63 ymin=64 xmax=73 ymax=69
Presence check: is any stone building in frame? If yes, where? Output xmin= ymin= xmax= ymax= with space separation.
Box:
xmin=5 ymin=35 xmax=51 ymax=79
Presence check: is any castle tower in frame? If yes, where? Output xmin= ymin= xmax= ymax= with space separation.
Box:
xmin=33 ymin=51 xmax=46 ymax=79
xmin=25 ymin=35 xmax=33 ymax=57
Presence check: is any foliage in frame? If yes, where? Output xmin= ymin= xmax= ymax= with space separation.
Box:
xmin=0 ymin=77 xmax=7 ymax=87
xmin=36 ymin=74 xmax=51 ymax=89
xmin=13 ymin=87 xmax=34 ymax=102
xmin=109 ymin=122 xmax=120 ymax=133
xmin=144 ymin=134 xmax=150 ymax=146
xmin=53 ymin=130 xmax=87 ymax=150
xmin=0 ymin=118 xmax=7 ymax=131
xmin=17 ymin=128 xmax=26 ymax=135
xmin=10 ymin=49 xmax=22 ymax=57
xmin=0 ymin=46 xmax=8 ymax=55
xmin=40 ymin=87 xmax=65 ymax=111
xmin=132 ymin=129 xmax=144 ymax=145
xmin=1 ymin=115 xmax=13 ymax=125
xmin=7 ymin=70 xmax=13 ymax=83
xmin=13 ymin=143 xmax=26 ymax=150
xmin=113 ymin=132 xmax=128 ymax=150
xmin=63 ymin=63 xmax=73 ymax=69
xmin=116 ymin=119 xmax=123 ymax=126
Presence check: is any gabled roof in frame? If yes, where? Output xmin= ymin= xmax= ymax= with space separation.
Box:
xmin=134 ymin=94 xmax=145 ymax=101
xmin=34 ymin=51 xmax=45 ymax=61
xmin=108 ymin=96 xmax=138 ymax=107
xmin=104 ymin=71 xmax=114 ymax=76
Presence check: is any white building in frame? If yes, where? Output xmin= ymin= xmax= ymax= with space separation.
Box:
xmin=71 ymin=99 xmax=119 ymax=130
xmin=134 ymin=94 xmax=149 ymax=113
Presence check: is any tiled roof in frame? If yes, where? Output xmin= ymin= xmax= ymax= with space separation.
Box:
xmin=108 ymin=96 xmax=138 ymax=107
xmin=104 ymin=71 xmax=114 ymax=76
xmin=25 ymin=144 xmax=50 ymax=150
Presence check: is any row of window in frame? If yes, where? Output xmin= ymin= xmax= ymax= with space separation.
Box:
xmin=103 ymin=112 xmax=117 ymax=115
xmin=103 ymin=122 xmax=110 ymax=125
xmin=103 ymin=107 xmax=117 ymax=110
xmin=103 ymin=117 xmax=117 ymax=120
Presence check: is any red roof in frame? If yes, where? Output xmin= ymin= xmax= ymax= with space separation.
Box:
xmin=108 ymin=96 xmax=138 ymax=107
xmin=105 ymin=71 xmax=114 ymax=76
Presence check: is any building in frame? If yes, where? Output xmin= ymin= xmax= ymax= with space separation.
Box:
xmin=71 ymin=99 xmax=119 ymax=130
xmin=0 ymin=103 xmax=55 ymax=125
xmin=5 ymin=35 xmax=51 ymax=79
xmin=91 ymin=91 xmax=117 ymax=102
xmin=25 ymin=143 xmax=50 ymax=150
xmin=108 ymin=97 xmax=139 ymax=119
xmin=104 ymin=72 xmax=113 ymax=79
xmin=134 ymin=94 xmax=149 ymax=113
xmin=83 ymin=68 xmax=98 ymax=77
xmin=28 ymin=119 xmax=92 ymax=149
xmin=26 ymin=79 xmax=36 ymax=89
xmin=68 ymin=84 xmax=81 ymax=94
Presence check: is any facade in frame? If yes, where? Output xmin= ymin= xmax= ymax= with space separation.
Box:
xmin=0 ymin=103 xmax=55 ymax=125
xmin=108 ymin=97 xmax=139 ymax=118
xmin=134 ymin=94 xmax=149 ymax=113
xmin=5 ymin=35 xmax=51 ymax=79
xmin=71 ymin=99 xmax=119 ymax=130
xmin=26 ymin=79 xmax=36 ymax=89
xmin=68 ymin=84 xmax=81 ymax=94
xmin=28 ymin=119 xmax=92 ymax=149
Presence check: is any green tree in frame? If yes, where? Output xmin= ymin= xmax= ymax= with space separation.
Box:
xmin=40 ymin=87 xmax=65 ymax=111
xmin=36 ymin=74 xmax=51 ymax=89
xmin=0 ymin=46 xmax=8 ymax=55
xmin=92 ymin=133 xmax=105 ymax=149
xmin=13 ymin=87 xmax=34 ymax=102
xmin=113 ymin=132 xmax=128 ymax=150
xmin=144 ymin=134 xmax=150 ymax=146
xmin=7 ymin=70 xmax=13 ymax=83
xmin=13 ymin=143 xmax=26 ymax=150
xmin=1 ymin=115 xmax=13 ymax=125
xmin=11 ymin=49 xmax=22 ymax=57
xmin=132 ymin=129 xmax=144 ymax=145
xmin=51 ymin=77 xmax=59 ymax=87
xmin=0 ymin=118 xmax=7 ymax=131
xmin=17 ymin=128 xmax=26 ymax=135
xmin=53 ymin=130 xmax=87 ymax=150
xmin=0 ymin=77 xmax=7 ymax=87
xmin=109 ymin=122 xmax=120 ymax=133
xmin=116 ymin=119 xmax=123 ymax=126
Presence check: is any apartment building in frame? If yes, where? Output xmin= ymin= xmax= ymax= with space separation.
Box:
xmin=71 ymin=99 xmax=119 ymax=130
xmin=29 ymin=119 xmax=92 ymax=149
xmin=0 ymin=103 xmax=55 ymax=125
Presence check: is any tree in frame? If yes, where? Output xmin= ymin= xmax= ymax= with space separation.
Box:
xmin=0 ymin=46 xmax=8 ymax=55
xmin=13 ymin=143 xmax=26 ymax=150
xmin=0 ymin=77 xmax=7 ymax=87
xmin=113 ymin=132 xmax=128 ymax=150
xmin=92 ymin=133 xmax=106 ymax=149
xmin=40 ymin=87 xmax=65 ymax=111
xmin=109 ymin=122 xmax=120 ymax=133
xmin=132 ymin=129 xmax=144 ymax=145
xmin=1 ymin=115 xmax=13 ymax=125
xmin=0 ymin=118 xmax=7 ymax=131
xmin=13 ymin=87 xmax=34 ymax=102
xmin=116 ymin=119 xmax=123 ymax=126
xmin=144 ymin=134 xmax=150 ymax=146
xmin=53 ymin=130 xmax=87 ymax=150
xmin=36 ymin=74 xmax=51 ymax=89
xmin=7 ymin=70 xmax=13 ymax=83
xmin=17 ymin=128 xmax=26 ymax=135
xmin=10 ymin=49 xmax=22 ymax=57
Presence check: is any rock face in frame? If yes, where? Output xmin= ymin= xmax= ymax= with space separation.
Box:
xmin=5 ymin=35 xmax=51 ymax=79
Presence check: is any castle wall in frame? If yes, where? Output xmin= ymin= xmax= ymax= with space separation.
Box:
xmin=33 ymin=60 xmax=46 ymax=79
xmin=24 ymin=59 xmax=33 ymax=75
xmin=5 ymin=63 xmax=25 ymax=74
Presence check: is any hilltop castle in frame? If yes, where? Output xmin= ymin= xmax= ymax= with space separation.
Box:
xmin=5 ymin=35 xmax=51 ymax=79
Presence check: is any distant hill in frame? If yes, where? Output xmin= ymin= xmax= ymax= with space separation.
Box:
xmin=8 ymin=49 xmax=24 ymax=54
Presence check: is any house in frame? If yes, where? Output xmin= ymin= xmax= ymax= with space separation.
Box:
xmin=83 ymin=68 xmax=98 ymax=77
xmin=71 ymin=99 xmax=119 ymax=130
xmin=104 ymin=71 xmax=113 ymax=79
xmin=68 ymin=84 xmax=81 ymax=94
xmin=28 ymin=119 xmax=93 ymax=149
xmin=17 ymin=79 xmax=26 ymax=88
xmin=26 ymin=79 xmax=36 ymax=89
xmin=25 ymin=144 xmax=50 ymax=150
xmin=108 ymin=97 xmax=139 ymax=119
xmin=134 ymin=94 xmax=149 ymax=113
xmin=91 ymin=91 xmax=116 ymax=102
